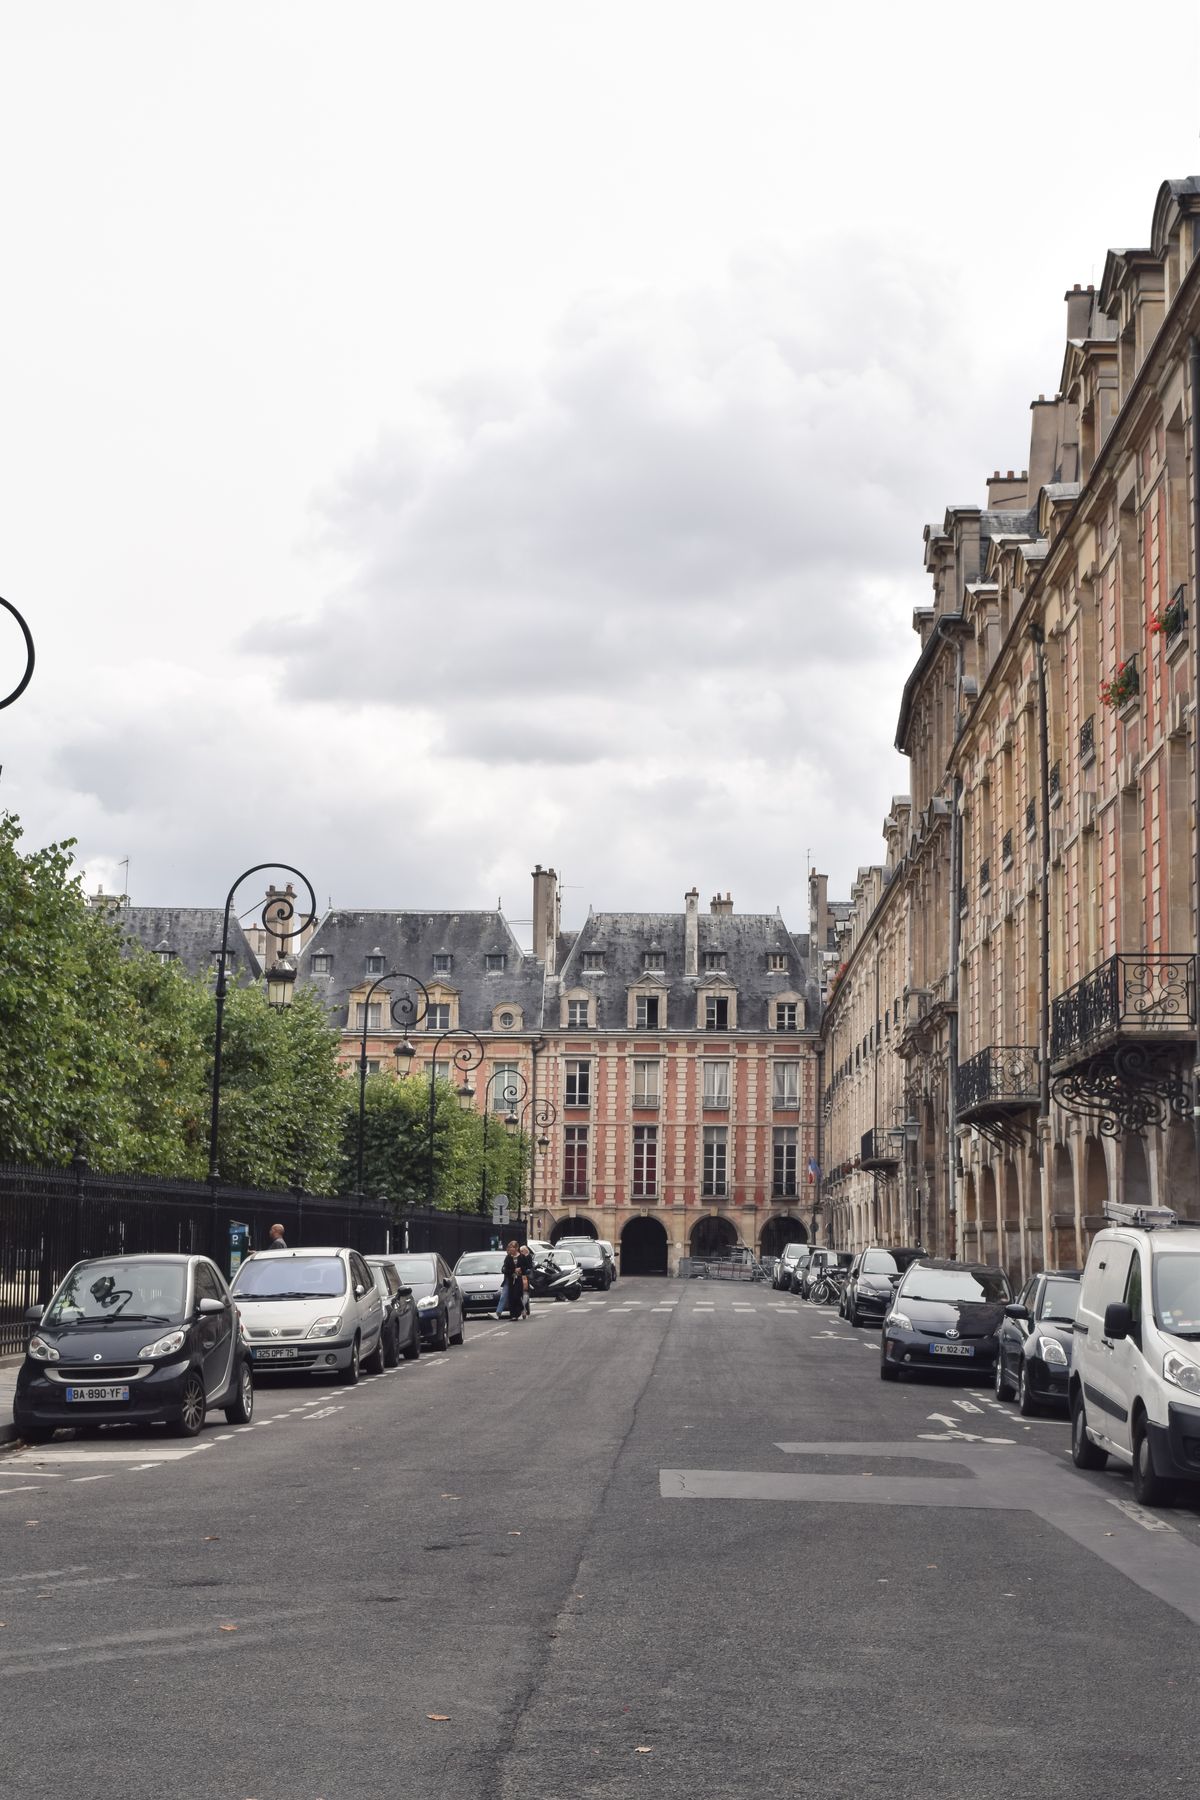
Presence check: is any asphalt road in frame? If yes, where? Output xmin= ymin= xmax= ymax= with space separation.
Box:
xmin=3 ymin=1280 xmax=1200 ymax=1799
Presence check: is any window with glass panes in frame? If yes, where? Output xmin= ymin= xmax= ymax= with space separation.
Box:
xmin=563 ymin=1126 xmax=588 ymax=1197
xmin=632 ymin=1060 xmax=660 ymax=1105
xmin=365 ymin=955 xmax=384 ymax=974
xmin=565 ymin=1060 xmax=591 ymax=1107
xmin=567 ymin=998 xmax=589 ymax=1028
xmin=702 ymin=1061 xmax=730 ymax=1107
xmin=773 ymin=1127 xmax=798 ymax=1195
xmin=703 ymin=1126 xmax=727 ymax=1196
xmin=426 ymin=1002 xmax=450 ymax=1031
xmin=772 ymin=1061 xmax=800 ymax=1107
xmin=632 ymin=1125 xmax=658 ymax=1197
xmin=490 ymin=1063 xmax=520 ymax=1111
xmin=355 ymin=1001 xmax=383 ymax=1029
xmin=635 ymin=993 xmax=661 ymax=1027
xmin=705 ymin=994 xmax=729 ymax=1030
xmin=775 ymin=1001 xmax=798 ymax=1031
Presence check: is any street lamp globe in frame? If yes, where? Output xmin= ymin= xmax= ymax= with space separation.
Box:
xmin=393 ymin=1039 xmax=417 ymax=1072
xmin=264 ymin=955 xmax=298 ymax=1010
xmin=504 ymin=1109 xmax=519 ymax=1135
xmin=457 ymin=1080 xmax=476 ymax=1110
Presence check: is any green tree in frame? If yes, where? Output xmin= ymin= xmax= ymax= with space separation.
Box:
xmin=344 ymin=1073 xmax=529 ymax=1212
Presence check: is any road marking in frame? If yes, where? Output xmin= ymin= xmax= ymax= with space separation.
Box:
xmin=0 ymin=1567 xmax=90 ymax=1584
xmin=955 ymin=1401 xmax=984 ymax=1415
xmin=17 ymin=1446 xmax=205 ymax=1464
xmin=72 ymin=1474 xmax=116 ymax=1484
xmin=0 ymin=1486 xmax=43 ymax=1496
xmin=1106 ymin=1496 xmax=1177 ymax=1533
xmin=650 ymin=1308 xmax=673 ymax=1313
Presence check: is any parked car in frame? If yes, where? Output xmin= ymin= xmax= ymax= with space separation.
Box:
xmin=774 ymin=1243 xmax=809 ymax=1290
xmin=797 ymin=1248 xmax=847 ymax=1298
xmin=597 ymin=1241 xmax=617 ymax=1283
xmin=1070 ymin=1209 xmax=1200 ymax=1504
xmin=880 ymin=1259 xmax=1012 ymax=1380
xmin=555 ymin=1238 xmax=613 ymax=1290
xmin=453 ymin=1249 xmax=507 ymax=1314
xmin=842 ymin=1247 xmax=924 ymax=1327
xmin=386 ymin=1253 xmax=465 ymax=1349
xmin=231 ymin=1246 xmax=385 ymax=1383
xmin=14 ymin=1253 xmax=254 ymax=1443
xmin=366 ymin=1255 xmax=422 ymax=1363
xmin=995 ymin=1268 xmax=1079 ymax=1414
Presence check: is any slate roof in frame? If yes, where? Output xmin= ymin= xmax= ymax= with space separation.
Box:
xmin=549 ymin=907 xmax=817 ymax=1032
xmin=296 ymin=909 xmax=545 ymax=1034
xmin=116 ymin=907 xmax=263 ymax=983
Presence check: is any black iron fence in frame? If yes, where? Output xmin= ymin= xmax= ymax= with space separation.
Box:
xmin=956 ymin=1045 xmax=1040 ymax=1114
xmin=0 ymin=1160 xmax=501 ymax=1356
xmin=1050 ymin=953 xmax=1198 ymax=1064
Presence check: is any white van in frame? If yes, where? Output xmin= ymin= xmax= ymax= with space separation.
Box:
xmin=1071 ymin=1205 xmax=1200 ymax=1504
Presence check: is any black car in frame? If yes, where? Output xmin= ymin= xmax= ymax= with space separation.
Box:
xmin=994 ymin=1268 xmax=1080 ymax=1415
xmin=386 ymin=1253 xmax=465 ymax=1349
xmin=556 ymin=1237 xmax=613 ymax=1290
xmin=14 ymin=1253 xmax=254 ymax=1442
xmin=366 ymin=1257 xmax=422 ymax=1364
xmin=880 ymin=1259 xmax=1013 ymax=1381
xmin=842 ymin=1246 xmax=924 ymax=1327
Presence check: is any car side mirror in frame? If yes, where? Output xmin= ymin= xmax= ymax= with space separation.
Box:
xmin=1104 ymin=1301 xmax=1133 ymax=1341
xmin=197 ymin=1297 xmax=226 ymax=1315
xmin=355 ymin=1284 xmax=366 ymax=1298
xmin=24 ymin=1304 xmax=43 ymax=1322
xmin=1003 ymin=1303 xmax=1031 ymax=1322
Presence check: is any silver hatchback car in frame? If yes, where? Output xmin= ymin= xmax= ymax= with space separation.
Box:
xmin=231 ymin=1247 xmax=385 ymax=1384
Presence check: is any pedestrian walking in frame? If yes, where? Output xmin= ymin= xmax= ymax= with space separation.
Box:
xmin=517 ymin=1243 xmax=534 ymax=1319
xmin=495 ymin=1237 xmax=519 ymax=1319
xmin=266 ymin=1223 xmax=288 ymax=1249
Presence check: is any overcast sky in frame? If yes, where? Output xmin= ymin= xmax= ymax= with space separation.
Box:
xmin=2 ymin=2 xmax=1198 ymax=940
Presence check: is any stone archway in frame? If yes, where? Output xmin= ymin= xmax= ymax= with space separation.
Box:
xmin=620 ymin=1215 xmax=669 ymax=1276
xmin=551 ymin=1215 xmax=598 ymax=1242
xmin=1123 ymin=1136 xmax=1151 ymax=1212
xmin=760 ymin=1215 xmax=808 ymax=1258
xmin=1083 ymin=1135 xmax=1109 ymax=1235
xmin=689 ymin=1215 xmax=738 ymax=1259
xmin=1165 ymin=1121 xmax=1200 ymax=1221
xmin=1051 ymin=1144 xmax=1076 ymax=1268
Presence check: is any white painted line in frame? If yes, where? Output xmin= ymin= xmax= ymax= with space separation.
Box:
xmin=1106 ymin=1496 xmax=1177 ymax=1533
xmin=650 ymin=1308 xmax=673 ymax=1313
xmin=18 ymin=1447 xmax=201 ymax=1464
xmin=0 ymin=1567 xmax=91 ymax=1584
xmin=954 ymin=1401 xmax=984 ymax=1415
xmin=0 ymin=1485 xmax=46 ymax=1495
xmin=71 ymin=1474 xmax=117 ymax=1484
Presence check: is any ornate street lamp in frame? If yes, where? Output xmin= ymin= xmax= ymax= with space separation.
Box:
xmin=425 ymin=1028 xmax=485 ymax=1206
xmin=207 ymin=864 xmax=316 ymax=1186
xmin=514 ymin=1095 xmax=557 ymax=1237
xmin=0 ymin=597 xmax=35 ymax=712
xmin=352 ymin=970 xmax=430 ymax=1199
xmin=480 ymin=1067 xmax=529 ymax=1215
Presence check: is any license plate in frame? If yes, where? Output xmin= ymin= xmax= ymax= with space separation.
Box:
xmin=252 ymin=1346 xmax=299 ymax=1361
xmin=65 ymin=1385 xmax=130 ymax=1402
xmin=471 ymin=1293 xmax=498 ymax=1304
xmin=931 ymin=1343 xmax=974 ymax=1357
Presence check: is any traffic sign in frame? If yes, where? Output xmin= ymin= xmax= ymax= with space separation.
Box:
xmin=491 ymin=1194 xmax=509 ymax=1225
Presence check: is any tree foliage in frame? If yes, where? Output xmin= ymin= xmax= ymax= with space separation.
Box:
xmin=341 ymin=1073 xmax=529 ymax=1213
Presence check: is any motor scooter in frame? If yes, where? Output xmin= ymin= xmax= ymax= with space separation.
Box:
xmin=528 ymin=1251 xmax=583 ymax=1302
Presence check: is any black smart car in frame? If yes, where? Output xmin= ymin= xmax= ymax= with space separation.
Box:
xmin=880 ymin=1259 xmax=1013 ymax=1381
xmin=14 ymin=1253 xmax=254 ymax=1442
xmin=994 ymin=1268 xmax=1080 ymax=1415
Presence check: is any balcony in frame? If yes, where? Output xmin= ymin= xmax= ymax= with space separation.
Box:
xmin=632 ymin=1092 xmax=661 ymax=1110
xmin=1049 ymin=760 xmax=1061 ymax=802
xmin=1051 ymin=954 xmax=1198 ymax=1066
xmin=1025 ymin=799 xmax=1036 ymax=836
xmin=772 ymin=1093 xmax=800 ymax=1112
xmin=860 ymin=1128 xmax=899 ymax=1173
xmin=701 ymin=1093 xmax=730 ymax=1109
xmin=957 ymin=1046 xmax=1039 ymax=1125
xmin=1001 ymin=829 xmax=1013 ymax=869
xmin=1079 ymin=714 xmax=1095 ymax=764
xmin=979 ymin=858 xmax=991 ymax=892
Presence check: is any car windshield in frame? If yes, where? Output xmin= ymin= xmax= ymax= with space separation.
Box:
xmin=559 ymin=1240 xmax=596 ymax=1254
xmin=901 ymin=1269 xmax=1011 ymax=1303
xmin=389 ymin=1256 xmax=438 ymax=1285
xmin=1154 ymin=1255 xmax=1200 ymax=1337
xmin=862 ymin=1252 xmax=901 ymax=1275
xmin=232 ymin=1256 xmax=346 ymax=1298
xmin=45 ymin=1260 xmax=187 ymax=1325
xmin=456 ymin=1254 xmax=505 ymax=1275
xmin=1038 ymin=1278 xmax=1080 ymax=1324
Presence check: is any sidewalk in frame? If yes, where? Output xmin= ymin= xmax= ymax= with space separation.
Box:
xmin=0 ymin=1355 xmax=21 ymax=1446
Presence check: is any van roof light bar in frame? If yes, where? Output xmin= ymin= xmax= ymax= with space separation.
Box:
xmin=1104 ymin=1201 xmax=1177 ymax=1230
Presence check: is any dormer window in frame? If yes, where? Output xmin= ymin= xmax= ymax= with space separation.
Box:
xmin=705 ymin=995 xmax=729 ymax=1030
xmin=365 ymin=953 xmax=385 ymax=975
xmin=310 ymin=952 xmax=332 ymax=975
xmin=776 ymin=1001 xmax=799 ymax=1032
xmin=643 ymin=951 xmax=664 ymax=971
xmin=583 ymin=952 xmax=605 ymax=972
xmin=158 ymin=949 xmax=177 ymax=965
xmin=636 ymin=994 xmax=660 ymax=1028
xmin=485 ymin=953 xmax=506 ymax=972
xmin=768 ymin=953 xmax=788 ymax=972
xmin=703 ymin=952 xmax=726 ymax=972
xmin=433 ymin=953 xmax=452 ymax=973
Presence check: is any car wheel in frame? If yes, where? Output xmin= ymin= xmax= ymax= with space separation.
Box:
xmin=171 ymin=1371 xmax=207 ymax=1437
xmin=450 ymin=1309 xmax=465 ymax=1345
xmin=364 ymin=1329 xmax=386 ymax=1375
xmin=340 ymin=1336 xmax=361 ymax=1385
xmin=435 ymin=1310 xmax=449 ymax=1351
xmin=994 ymin=1351 xmax=1015 ymax=1402
xmin=848 ymin=1299 xmax=860 ymax=1328
xmin=403 ymin=1321 xmax=420 ymax=1361
xmin=16 ymin=1420 xmax=54 ymax=1445
xmin=1131 ymin=1416 xmax=1170 ymax=1507
xmin=880 ymin=1351 xmax=900 ymax=1382
xmin=383 ymin=1323 xmax=400 ymax=1369
xmin=567 ymin=1288 xmax=580 ymax=1302
xmin=1071 ymin=1390 xmax=1106 ymax=1469
xmin=224 ymin=1361 xmax=254 ymax=1425
xmin=1017 ymin=1362 xmax=1038 ymax=1417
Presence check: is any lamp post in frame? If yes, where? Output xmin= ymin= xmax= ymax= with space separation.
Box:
xmin=207 ymin=863 xmax=316 ymax=1186
xmin=425 ymin=1028 xmax=485 ymax=1206
xmin=480 ymin=1068 xmax=529 ymax=1215
xmin=353 ymin=970 xmax=430 ymax=1199
xmin=0 ymin=596 xmax=35 ymax=712
xmin=514 ymin=1096 xmax=557 ymax=1238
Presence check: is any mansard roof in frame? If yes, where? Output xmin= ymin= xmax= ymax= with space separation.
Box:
xmin=297 ymin=909 xmax=544 ymax=1033
xmin=117 ymin=907 xmax=262 ymax=983
xmin=550 ymin=907 xmax=816 ymax=1031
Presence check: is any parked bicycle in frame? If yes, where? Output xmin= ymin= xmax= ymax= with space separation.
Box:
xmin=811 ymin=1266 xmax=848 ymax=1306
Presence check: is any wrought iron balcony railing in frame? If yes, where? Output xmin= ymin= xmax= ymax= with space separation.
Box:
xmin=1079 ymin=714 xmax=1095 ymax=763
xmin=1025 ymin=799 xmax=1036 ymax=835
xmin=1050 ymin=953 xmax=1198 ymax=1064
xmin=1049 ymin=760 xmax=1061 ymax=800
xmin=979 ymin=858 xmax=991 ymax=891
xmin=956 ymin=1045 xmax=1040 ymax=1120
xmin=1001 ymin=829 xmax=1013 ymax=868
xmin=860 ymin=1128 xmax=899 ymax=1172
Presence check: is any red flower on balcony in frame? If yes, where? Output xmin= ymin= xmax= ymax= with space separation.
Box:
xmin=1099 ymin=659 xmax=1138 ymax=709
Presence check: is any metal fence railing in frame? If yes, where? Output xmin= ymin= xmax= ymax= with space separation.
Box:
xmin=0 ymin=1160 xmax=501 ymax=1356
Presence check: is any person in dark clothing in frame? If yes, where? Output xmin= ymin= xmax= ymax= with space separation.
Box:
xmin=516 ymin=1244 xmax=535 ymax=1319
xmin=501 ymin=1244 xmax=525 ymax=1321
xmin=267 ymin=1223 xmax=288 ymax=1249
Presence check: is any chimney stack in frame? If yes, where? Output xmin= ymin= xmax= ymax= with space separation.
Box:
xmin=531 ymin=864 xmax=560 ymax=973
xmin=684 ymin=888 xmax=700 ymax=976
xmin=809 ymin=870 xmax=830 ymax=950
xmin=710 ymin=892 xmax=733 ymax=915
xmin=1064 ymin=282 xmax=1094 ymax=341
xmin=986 ymin=469 xmax=1028 ymax=508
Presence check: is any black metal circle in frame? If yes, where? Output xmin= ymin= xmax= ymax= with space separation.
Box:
xmin=0 ymin=597 xmax=35 ymax=711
